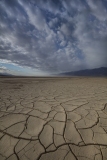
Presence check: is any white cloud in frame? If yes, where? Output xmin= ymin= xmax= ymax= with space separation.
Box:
xmin=60 ymin=23 xmax=70 ymax=36
xmin=0 ymin=65 xmax=11 ymax=74
xmin=87 ymin=0 xmax=107 ymax=21
xmin=74 ymin=11 xmax=107 ymax=69
xmin=18 ymin=1 xmax=45 ymax=30
xmin=48 ymin=18 xmax=58 ymax=28
xmin=60 ymin=40 xmax=66 ymax=47
xmin=0 ymin=0 xmax=107 ymax=75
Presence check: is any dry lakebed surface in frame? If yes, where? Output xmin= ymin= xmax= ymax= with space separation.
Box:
xmin=0 ymin=77 xmax=107 ymax=160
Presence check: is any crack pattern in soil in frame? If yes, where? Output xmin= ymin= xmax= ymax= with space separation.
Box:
xmin=0 ymin=77 xmax=107 ymax=160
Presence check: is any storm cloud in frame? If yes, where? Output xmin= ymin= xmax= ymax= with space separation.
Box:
xmin=0 ymin=0 xmax=107 ymax=74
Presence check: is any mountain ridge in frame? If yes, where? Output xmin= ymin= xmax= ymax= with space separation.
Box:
xmin=59 ymin=67 xmax=107 ymax=76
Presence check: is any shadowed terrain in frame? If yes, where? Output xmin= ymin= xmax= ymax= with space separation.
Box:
xmin=0 ymin=77 xmax=107 ymax=160
xmin=60 ymin=67 xmax=107 ymax=76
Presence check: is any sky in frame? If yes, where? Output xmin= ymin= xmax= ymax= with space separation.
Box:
xmin=0 ymin=0 xmax=107 ymax=76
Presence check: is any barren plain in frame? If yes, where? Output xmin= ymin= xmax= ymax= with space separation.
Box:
xmin=0 ymin=77 xmax=107 ymax=160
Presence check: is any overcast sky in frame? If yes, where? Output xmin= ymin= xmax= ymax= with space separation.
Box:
xmin=0 ymin=0 xmax=107 ymax=75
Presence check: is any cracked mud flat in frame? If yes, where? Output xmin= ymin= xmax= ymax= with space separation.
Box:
xmin=0 ymin=77 xmax=107 ymax=160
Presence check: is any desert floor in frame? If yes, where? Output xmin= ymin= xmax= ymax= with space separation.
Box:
xmin=0 ymin=77 xmax=107 ymax=160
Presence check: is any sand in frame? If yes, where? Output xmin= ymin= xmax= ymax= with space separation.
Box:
xmin=0 ymin=77 xmax=107 ymax=160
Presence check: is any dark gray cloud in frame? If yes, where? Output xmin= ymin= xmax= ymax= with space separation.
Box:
xmin=0 ymin=0 xmax=107 ymax=74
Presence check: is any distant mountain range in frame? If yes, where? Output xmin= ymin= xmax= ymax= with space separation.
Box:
xmin=0 ymin=72 xmax=13 ymax=77
xmin=0 ymin=67 xmax=107 ymax=77
xmin=59 ymin=67 xmax=107 ymax=76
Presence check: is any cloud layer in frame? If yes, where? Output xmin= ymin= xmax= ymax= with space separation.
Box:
xmin=0 ymin=0 xmax=107 ymax=74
